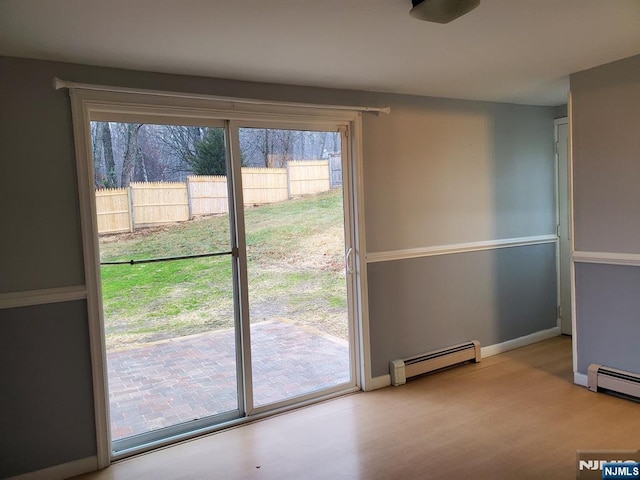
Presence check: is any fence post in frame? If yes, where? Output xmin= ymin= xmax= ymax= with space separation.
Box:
xmin=128 ymin=185 xmax=135 ymax=232
xmin=286 ymin=161 xmax=291 ymax=199
xmin=186 ymin=176 xmax=193 ymax=220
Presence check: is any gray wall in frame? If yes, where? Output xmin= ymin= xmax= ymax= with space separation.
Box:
xmin=368 ymin=244 xmax=557 ymax=376
xmin=570 ymin=54 xmax=640 ymax=375
xmin=362 ymin=95 xmax=557 ymax=377
xmin=0 ymin=301 xmax=96 ymax=479
xmin=572 ymin=55 xmax=640 ymax=254
xmin=0 ymin=55 xmax=557 ymax=476
xmin=362 ymin=99 xmax=556 ymax=251
xmin=0 ymin=61 xmax=84 ymax=292
xmin=575 ymin=263 xmax=640 ymax=374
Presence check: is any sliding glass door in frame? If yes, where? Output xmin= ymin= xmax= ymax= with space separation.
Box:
xmin=91 ymin=121 xmax=244 ymax=452
xmin=83 ymin=103 xmax=358 ymax=456
xmin=235 ymin=125 xmax=354 ymax=411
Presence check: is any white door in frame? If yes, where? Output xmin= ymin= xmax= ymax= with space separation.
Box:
xmin=556 ymin=119 xmax=572 ymax=335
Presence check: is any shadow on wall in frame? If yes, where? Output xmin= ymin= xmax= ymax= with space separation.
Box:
xmin=366 ymin=244 xmax=557 ymax=378
xmin=489 ymin=107 xmax=558 ymax=348
xmin=364 ymin=99 xmax=559 ymax=377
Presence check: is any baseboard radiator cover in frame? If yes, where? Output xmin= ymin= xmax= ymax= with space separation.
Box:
xmin=588 ymin=364 xmax=640 ymax=400
xmin=390 ymin=340 xmax=481 ymax=386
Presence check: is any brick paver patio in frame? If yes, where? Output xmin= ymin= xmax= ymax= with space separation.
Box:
xmin=107 ymin=320 xmax=350 ymax=440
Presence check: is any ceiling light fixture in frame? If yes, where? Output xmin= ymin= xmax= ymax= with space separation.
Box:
xmin=410 ymin=0 xmax=480 ymax=24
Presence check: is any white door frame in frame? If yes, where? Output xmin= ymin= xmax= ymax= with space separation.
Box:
xmin=66 ymin=85 xmax=370 ymax=466
xmin=554 ymin=117 xmax=572 ymax=336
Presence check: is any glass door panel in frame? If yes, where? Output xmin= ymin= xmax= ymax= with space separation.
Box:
xmin=237 ymin=127 xmax=352 ymax=408
xmin=91 ymin=121 xmax=241 ymax=451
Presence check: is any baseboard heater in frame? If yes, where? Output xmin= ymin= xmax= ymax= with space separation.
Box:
xmin=390 ymin=340 xmax=481 ymax=386
xmin=588 ymin=364 xmax=640 ymax=400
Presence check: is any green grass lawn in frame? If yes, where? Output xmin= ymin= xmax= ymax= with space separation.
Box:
xmin=100 ymin=188 xmax=348 ymax=350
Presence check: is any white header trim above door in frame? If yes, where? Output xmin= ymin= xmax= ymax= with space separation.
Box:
xmin=54 ymin=78 xmax=390 ymax=114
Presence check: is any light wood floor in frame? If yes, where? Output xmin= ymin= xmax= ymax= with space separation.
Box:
xmin=74 ymin=336 xmax=639 ymax=480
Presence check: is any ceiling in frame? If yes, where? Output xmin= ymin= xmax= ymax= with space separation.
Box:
xmin=1 ymin=0 xmax=639 ymax=106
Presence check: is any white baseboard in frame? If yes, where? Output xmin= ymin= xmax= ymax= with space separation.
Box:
xmin=574 ymin=372 xmax=588 ymax=387
xmin=7 ymin=456 xmax=98 ymax=480
xmin=367 ymin=328 xmax=562 ymax=391
xmin=481 ymin=326 xmax=561 ymax=358
xmin=365 ymin=374 xmax=391 ymax=391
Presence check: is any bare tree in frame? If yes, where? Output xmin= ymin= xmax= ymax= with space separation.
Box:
xmin=136 ymin=126 xmax=170 ymax=181
xmin=120 ymin=123 xmax=143 ymax=187
xmin=91 ymin=122 xmax=103 ymax=188
xmin=100 ymin=122 xmax=117 ymax=188
xmin=332 ymin=132 xmax=340 ymax=154
xmin=91 ymin=122 xmax=117 ymax=188
xmin=240 ymin=128 xmax=298 ymax=167
xmin=91 ymin=123 xmax=341 ymax=187
xmin=316 ymin=132 xmax=327 ymax=159
xmin=157 ymin=125 xmax=206 ymax=175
